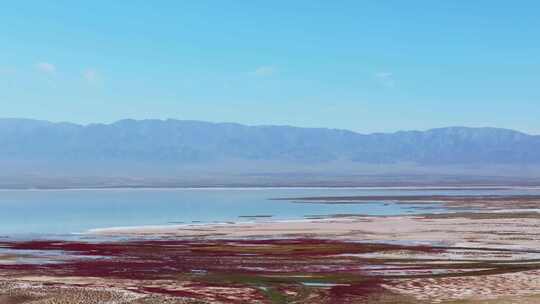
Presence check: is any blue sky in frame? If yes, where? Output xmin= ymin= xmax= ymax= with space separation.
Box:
xmin=1 ymin=1 xmax=539 ymax=134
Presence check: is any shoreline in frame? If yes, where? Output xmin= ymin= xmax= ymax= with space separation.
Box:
xmin=1 ymin=185 xmax=540 ymax=191
xmin=3 ymin=191 xmax=540 ymax=239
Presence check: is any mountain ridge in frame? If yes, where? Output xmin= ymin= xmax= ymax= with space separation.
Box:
xmin=0 ymin=117 xmax=535 ymax=137
xmin=0 ymin=118 xmax=539 ymax=188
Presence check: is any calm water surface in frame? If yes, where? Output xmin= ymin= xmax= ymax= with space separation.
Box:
xmin=1 ymin=187 xmax=539 ymax=236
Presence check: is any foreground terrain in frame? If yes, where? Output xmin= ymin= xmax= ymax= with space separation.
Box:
xmin=2 ymin=194 xmax=540 ymax=303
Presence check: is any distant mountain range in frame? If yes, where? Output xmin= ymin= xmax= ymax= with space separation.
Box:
xmin=1 ymin=118 xmax=539 ymax=188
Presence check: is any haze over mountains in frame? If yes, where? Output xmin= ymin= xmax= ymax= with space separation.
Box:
xmin=1 ymin=118 xmax=539 ymax=188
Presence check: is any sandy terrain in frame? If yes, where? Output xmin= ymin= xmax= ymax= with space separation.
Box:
xmin=89 ymin=214 xmax=540 ymax=250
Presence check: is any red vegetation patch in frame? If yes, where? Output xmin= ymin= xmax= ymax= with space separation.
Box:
xmin=0 ymin=238 xmax=441 ymax=301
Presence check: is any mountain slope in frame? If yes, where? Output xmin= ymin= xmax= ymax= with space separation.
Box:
xmin=0 ymin=118 xmax=538 ymax=164
xmin=0 ymin=118 xmax=539 ymax=187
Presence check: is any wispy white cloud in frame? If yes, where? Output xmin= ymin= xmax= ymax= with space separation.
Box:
xmin=35 ymin=62 xmax=56 ymax=74
xmin=253 ymin=66 xmax=277 ymax=76
xmin=82 ymin=68 xmax=99 ymax=83
xmin=374 ymin=72 xmax=395 ymax=88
